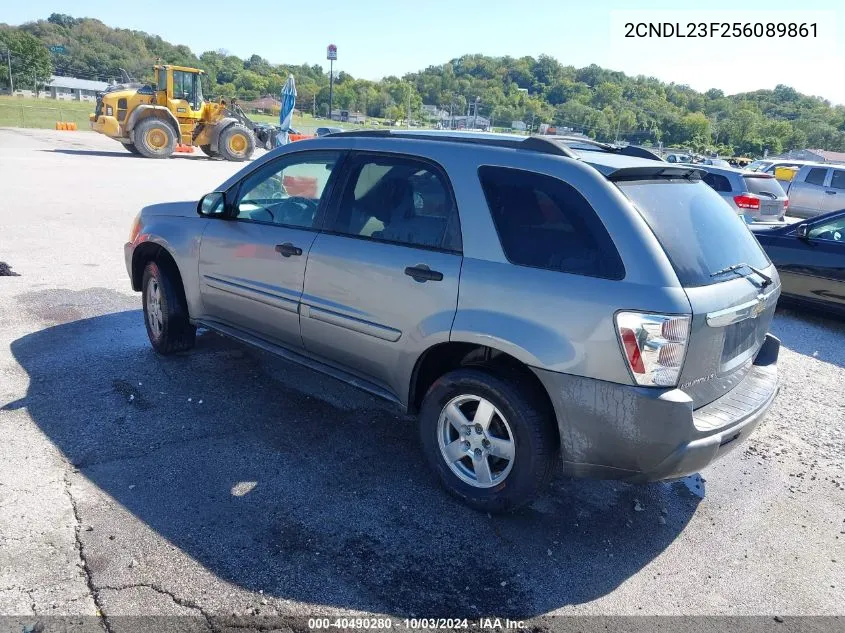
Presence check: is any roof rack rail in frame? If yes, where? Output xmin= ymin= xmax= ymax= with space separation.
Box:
xmin=326 ymin=129 xmax=580 ymax=159
xmin=551 ymin=135 xmax=663 ymax=161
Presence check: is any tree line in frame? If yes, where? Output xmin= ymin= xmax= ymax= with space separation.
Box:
xmin=2 ymin=13 xmax=844 ymax=156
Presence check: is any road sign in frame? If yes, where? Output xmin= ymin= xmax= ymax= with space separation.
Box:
xmin=49 ymin=45 xmax=66 ymax=54
xmin=326 ymin=44 xmax=337 ymax=61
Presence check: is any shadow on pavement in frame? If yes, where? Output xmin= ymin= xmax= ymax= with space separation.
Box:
xmin=771 ymin=305 xmax=845 ymax=368
xmin=42 ymin=149 xmax=207 ymax=159
xmin=7 ymin=291 xmax=700 ymax=618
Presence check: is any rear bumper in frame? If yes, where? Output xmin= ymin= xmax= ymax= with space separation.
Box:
xmin=534 ymin=334 xmax=780 ymax=481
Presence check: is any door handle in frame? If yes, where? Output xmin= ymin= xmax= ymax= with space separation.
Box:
xmin=275 ymin=242 xmax=302 ymax=257
xmin=825 ymin=190 xmax=837 ymax=195
xmin=404 ymin=264 xmax=443 ymax=282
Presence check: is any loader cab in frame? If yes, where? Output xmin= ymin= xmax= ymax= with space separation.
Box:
xmin=154 ymin=65 xmax=204 ymax=118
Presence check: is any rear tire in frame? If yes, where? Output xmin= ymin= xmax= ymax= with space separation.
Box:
xmin=121 ymin=142 xmax=142 ymax=156
xmin=216 ymin=123 xmax=255 ymax=161
xmin=141 ymin=261 xmax=196 ymax=355
xmin=134 ymin=118 xmax=176 ymax=159
xmin=419 ymin=367 xmax=559 ymax=513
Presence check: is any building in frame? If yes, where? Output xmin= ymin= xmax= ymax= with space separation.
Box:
xmin=242 ymin=96 xmax=282 ymax=114
xmin=330 ymin=109 xmax=366 ymax=124
xmin=511 ymin=120 xmax=527 ymax=132
xmin=445 ymin=114 xmax=490 ymax=131
xmin=421 ymin=104 xmax=449 ymax=122
xmin=772 ymin=148 xmax=845 ymax=164
xmin=47 ymin=76 xmax=109 ymax=102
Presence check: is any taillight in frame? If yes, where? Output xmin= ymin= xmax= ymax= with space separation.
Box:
xmin=734 ymin=194 xmax=760 ymax=210
xmin=615 ymin=312 xmax=691 ymax=387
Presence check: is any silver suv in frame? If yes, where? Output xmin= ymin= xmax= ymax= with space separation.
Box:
xmin=696 ymin=164 xmax=789 ymax=222
xmin=125 ymin=131 xmax=781 ymax=512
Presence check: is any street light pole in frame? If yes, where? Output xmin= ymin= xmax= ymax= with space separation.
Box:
xmin=5 ymin=47 xmax=12 ymax=94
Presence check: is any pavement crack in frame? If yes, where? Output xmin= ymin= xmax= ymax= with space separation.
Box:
xmin=63 ymin=471 xmax=112 ymax=633
xmin=100 ymin=583 xmax=216 ymax=630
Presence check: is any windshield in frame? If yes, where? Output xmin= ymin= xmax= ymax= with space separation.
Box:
xmin=618 ymin=179 xmax=770 ymax=287
xmin=746 ymin=160 xmax=772 ymax=172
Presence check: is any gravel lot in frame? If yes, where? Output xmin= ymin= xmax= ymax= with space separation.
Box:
xmin=0 ymin=128 xmax=843 ymax=631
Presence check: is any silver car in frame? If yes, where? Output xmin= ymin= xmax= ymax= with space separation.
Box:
xmin=125 ymin=131 xmax=781 ymax=512
xmin=696 ymin=164 xmax=789 ymax=222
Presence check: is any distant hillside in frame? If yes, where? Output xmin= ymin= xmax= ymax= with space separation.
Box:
xmin=2 ymin=13 xmax=844 ymax=154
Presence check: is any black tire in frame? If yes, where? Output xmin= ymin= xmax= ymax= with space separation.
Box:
xmin=121 ymin=142 xmax=142 ymax=156
xmin=133 ymin=118 xmax=176 ymax=159
xmin=199 ymin=144 xmax=217 ymax=158
xmin=141 ymin=260 xmax=196 ymax=355
xmin=216 ymin=123 xmax=255 ymax=161
xmin=419 ymin=367 xmax=559 ymax=513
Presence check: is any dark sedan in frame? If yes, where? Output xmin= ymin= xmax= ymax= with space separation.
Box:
xmin=751 ymin=210 xmax=845 ymax=316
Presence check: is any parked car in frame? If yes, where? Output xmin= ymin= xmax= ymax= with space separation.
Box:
xmin=751 ymin=210 xmax=845 ymax=317
xmin=665 ymin=152 xmax=691 ymax=163
xmin=695 ymin=164 xmax=789 ymax=222
xmin=694 ymin=157 xmax=732 ymax=168
xmin=125 ymin=130 xmax=781 ymax=512
xmin=745 ymin=159 xmax=819 ymax=188
xmin=780 ymin=164 xmax=845 ymax=219
xmin=314 ymin=126 xmax=344 ymax=137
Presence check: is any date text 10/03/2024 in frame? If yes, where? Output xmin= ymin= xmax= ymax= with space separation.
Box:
xmin=624 ymin=22 xmax=817 ymax=38
xmin=308 ymin=618 xmax=526 ymax=629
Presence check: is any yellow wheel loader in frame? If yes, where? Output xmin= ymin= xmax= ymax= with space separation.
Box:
xmin=89 ymin=65 xmax=272 ymax=161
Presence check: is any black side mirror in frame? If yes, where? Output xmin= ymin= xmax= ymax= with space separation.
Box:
xmin=796 ymin=223 xmax=810 ymax=240
xmin=198 ymin=191 xmax=226 ymax=217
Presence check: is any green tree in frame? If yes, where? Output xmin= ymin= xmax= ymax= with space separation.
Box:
xmin=0 ymin=29 xmax=52 ymax=90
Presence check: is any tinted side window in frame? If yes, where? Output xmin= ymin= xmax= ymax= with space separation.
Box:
xmin=478 ymin=166 xmax=624 ymax=279
xmin=830 ymin=170 xmax=845 ymax=190
xmin=702 ymin=172 xmax=732 ymax=193
xmin=331 ymin=156 xmax=460 ymax=251
xmin=805 ymin=168 xmax=828 ymax=186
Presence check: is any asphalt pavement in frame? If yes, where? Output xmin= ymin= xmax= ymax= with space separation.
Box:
xmin=0 ymin=128 xmax=843 ymax=632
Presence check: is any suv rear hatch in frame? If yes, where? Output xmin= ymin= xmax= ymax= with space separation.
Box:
xmin=616 ymin=175 xmax=779 ymax=408
xmin=743 ymin=174 xmax=787 ymax=218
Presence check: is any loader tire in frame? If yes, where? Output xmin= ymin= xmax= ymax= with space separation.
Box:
xmin=134 ymin=118 xmax=176 ymax=159
xmin=216 ymin=124 xmax=254 ymax=162
xmin=121 ymin=142 xmax=142 ymax=156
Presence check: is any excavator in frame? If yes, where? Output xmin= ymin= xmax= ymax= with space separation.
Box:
xmin=89 ymin=64 xmax=280 ymax=160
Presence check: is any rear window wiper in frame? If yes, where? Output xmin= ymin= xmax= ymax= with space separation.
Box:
xmin=710 ymin=263 xmax=773 ymax=288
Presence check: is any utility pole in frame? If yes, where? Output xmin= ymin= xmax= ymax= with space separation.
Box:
xmin=407 ymin=83 xmax=411 ymax=129
xmin=472 ymin=96 xmax=480 ymax=130
xmin=5 ymin=47 xmax=13 ymax=94
xmin=312 ymin=92 xmax=316 ymax=118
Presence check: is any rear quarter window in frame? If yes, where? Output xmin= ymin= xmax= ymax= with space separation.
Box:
xmin=618 ymin=179 xmax=770 ymax=287
xmin=478 ymin=166 xmax=624 ymax=279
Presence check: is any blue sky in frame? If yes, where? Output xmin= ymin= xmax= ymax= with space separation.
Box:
xmin=6 ymin=0 xmax=845 ymax=102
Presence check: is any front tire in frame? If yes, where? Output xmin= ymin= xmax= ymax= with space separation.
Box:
xmin=216 ymin=123 xmax=255 ymax=161
xmin=134 ymin=118 xmax=176 ymax=159
xmin=141 ymin=261 xmax=196 ymax=355
xmin=121 ymin=142 xmax=142 ymax=156
xmin=419 ymin=368 xmax=559 ymax=513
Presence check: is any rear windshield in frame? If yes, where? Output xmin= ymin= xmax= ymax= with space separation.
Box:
xmin=743 ymin=176 xmax=785 ymax=197
xmin=618 ymin=179 xmax=770 ymax=287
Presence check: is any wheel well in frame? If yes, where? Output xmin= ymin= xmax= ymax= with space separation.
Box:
xmin=408 ymin=343 xmax=555 ymax=418
xmin=134 ymin=110 xmax=179 ymax=137
xmin=131 ymin=244 xmax=187 ymax=306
